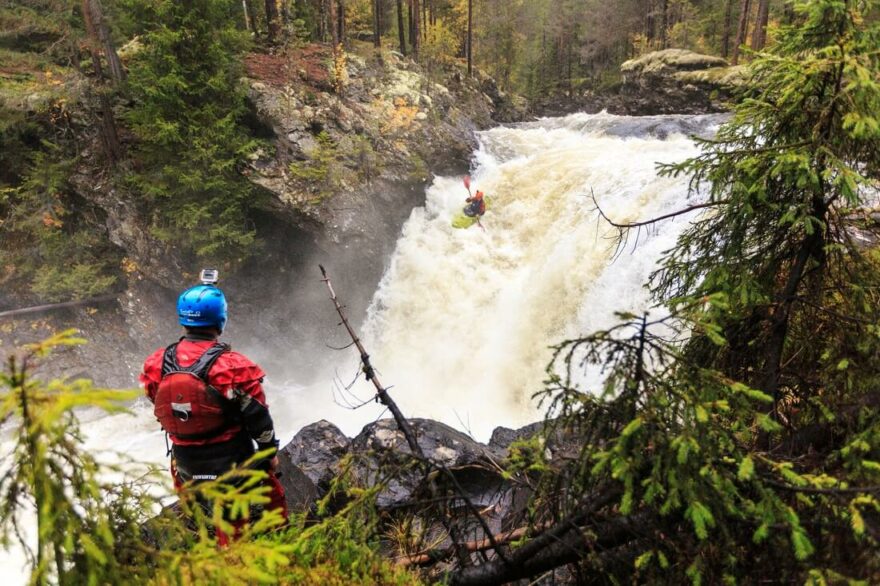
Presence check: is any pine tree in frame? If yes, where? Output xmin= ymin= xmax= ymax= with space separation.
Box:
xmin=124 ymin=0 xmax=265 ymax=263
xmin=0 ymin=332 xmax=151 ymax=584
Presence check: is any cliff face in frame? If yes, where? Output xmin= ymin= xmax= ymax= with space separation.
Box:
xmin=617 ymin=48 xmax=744 ymax=114
xmin=0 ymin=44 xmax=520 ymax=386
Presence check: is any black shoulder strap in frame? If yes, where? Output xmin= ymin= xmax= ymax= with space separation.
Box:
xmin=181 ymin=342 xmax=230 ymax=381
xmin=160 ymin=342 xmax=230 ymax=381
xmin=161 ymin=342 xmax=180 ymax=377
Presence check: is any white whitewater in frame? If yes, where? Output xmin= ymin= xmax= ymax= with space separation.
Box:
xmin=360 ymin=112 xmax=717 ymax=439
xmin=0 ymin=112 xmax=718 ymax=582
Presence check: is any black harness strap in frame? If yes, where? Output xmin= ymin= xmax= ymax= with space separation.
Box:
xmin=161 ymin=341 xmax=230 ymax=379
xmin=161 ymin=342 xmax=180 ymax=377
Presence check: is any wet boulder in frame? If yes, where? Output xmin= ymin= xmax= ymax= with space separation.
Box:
xmin=349 ymin=418 xmax=505 ymax=508
xmin=352 ymin=418 xmax=502 ymax=466
xmin=276 ymin=460 xmax=318 ymax=514
xmin=489 ymin=421 xmax=545 ymax=452
xmin=279 ymin=419 xmax=350 ymax=495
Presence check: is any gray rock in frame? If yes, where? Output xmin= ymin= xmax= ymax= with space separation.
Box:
xmin=287 ymin=131 xmax=318 ymax=154
xmin=352 ymin=418 xmax=501 ymax=467
xmin=2 ymin=46 xmax=511 ymax=393
xmin=620 ymin=48 xmax=729 ymax=79
xmin=349 ymin=418 xmax=504 ymax=508
xmin=616 ymin=49 xmax=742 ymax=115
xmin=280 ymin=420 xmax=350 ymax=493
xmin=275 ymin=461 xmax=318 ymax=513
xmin=489 ymin=421 xmax=545 ymax=451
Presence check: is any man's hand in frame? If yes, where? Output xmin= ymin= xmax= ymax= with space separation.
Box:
xmin=269 ymin=456 xmax=279 ymax=471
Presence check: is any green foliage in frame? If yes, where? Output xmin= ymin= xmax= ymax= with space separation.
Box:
xmin=522 ymin=1 xmax=880 ymax=582
xmin=0 ymin=141 xmax=121 ymax=301
xmin=0 ymin=104 xmax=42 ymax=187
xmin=288 ymin=130 xmax=352 ymax=204
xmin=503 ymin=436 xmax=550 ymax=477
xmin=289 ymin=131 xmax=336 ymax=182
xmin=285 ymin=18 xmax=311 ymax=48
xmin=281 ymin=459 xmax=423 ymax=585
xmin=421 ymin=20 xmax=459 ymax=74
xmin=351 ymin=134 xmax=381 ymax=183
xmin=0 ymin=331 xmax=150 ymax=584
xmin=124 ymin=0 xmax=265 ymax=263
xmin=0 ymin=0 xmax=80 ymax=57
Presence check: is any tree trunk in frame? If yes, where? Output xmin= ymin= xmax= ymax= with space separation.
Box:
xmin=784 ymin=3 xmax=796 ymax=24
xmin=408 ymin=0 xmax=414 ymax=47
xmin=329 ymin=0 xmax=339 ymax=47
xmin=376 ymin=0 xmax=382 ymax=36
xmin=421 ymin=0 xmax=427 ymax=38
xmin=373 ymin=0 xmax=381 ymax=47
xmin=721 ymin=0 xmax=733 ymax=57
xmin=317 ymin=0 xmax=326 ymax=41
xmin=659 ymin=0 xmax=668 ymax=48
xmin=731 ymin=0 xmax=751 ymax=65
xmin=82 ymin=0 xmax=124 ymax=84
xmin=241 ymin=0 xmax=253 ymax=32
xmin=396 ymin=0 xmax=407 ymax=55
xmin=411 ymin=0 xmax=420 ymax=57
xmin=80 ymin=0 xmax=122 ymax=164
xmin=97 ymin=92 xmax=122 ymax=164
xmin=467 ymin=0 xmax=473 ymax=76
xmin=245 ymin=0 xmax=260 ymax=37
xmin=338 ymin=0 xmax=346 ymax=45
xmin=281 ymin=0 xmax=290 ymax=26
xmin=265 ymin=0 xmax=281 ymax=43
xmin=759 ymin=202 xmax=826 ymax=422
xmin=567 ymin=35 xmax=573 ymax=98
xmin=750 ymin=0 xmax=770 ymax=51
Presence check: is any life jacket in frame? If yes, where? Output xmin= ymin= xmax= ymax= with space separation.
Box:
xmin=464 ymin=195 xmax=486 ymax=218
xmin=154 ymin=342 xmax=238 ymax=442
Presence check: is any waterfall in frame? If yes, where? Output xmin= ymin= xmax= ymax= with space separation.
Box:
xmin=358 ymin=112 xmax=720 ymax=439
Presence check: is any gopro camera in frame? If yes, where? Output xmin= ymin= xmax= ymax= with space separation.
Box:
xmin=199 ymin=268 xmax=219 ymax=285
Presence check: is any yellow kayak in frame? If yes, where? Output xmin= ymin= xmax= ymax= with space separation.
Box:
xmin=452 ymin=197 xmax=491 ymax=229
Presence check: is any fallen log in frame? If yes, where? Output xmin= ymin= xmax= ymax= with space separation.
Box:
xmin=0 ymin=295 xmax=117 ymax=319
xmin=448 ymin=510 xmax=651 ymax=586
xmin=396 ymin=521 xmax=554 ymax=567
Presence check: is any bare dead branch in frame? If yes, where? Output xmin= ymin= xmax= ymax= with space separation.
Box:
xmin=590 ymin=189 xmax=727 ymax=230
xmin=319 ymin=264 xmax=510 ymax=564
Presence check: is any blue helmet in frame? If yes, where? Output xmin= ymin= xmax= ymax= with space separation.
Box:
xmin=177 ymin=285 xmax=228 ymax=332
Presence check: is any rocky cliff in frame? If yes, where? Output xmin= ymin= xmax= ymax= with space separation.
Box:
xmin=0 ymin=44 xmax=522 ymax=386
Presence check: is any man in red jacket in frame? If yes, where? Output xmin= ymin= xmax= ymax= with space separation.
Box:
xmin=140 ymin=277 xmax=287 ymax=538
